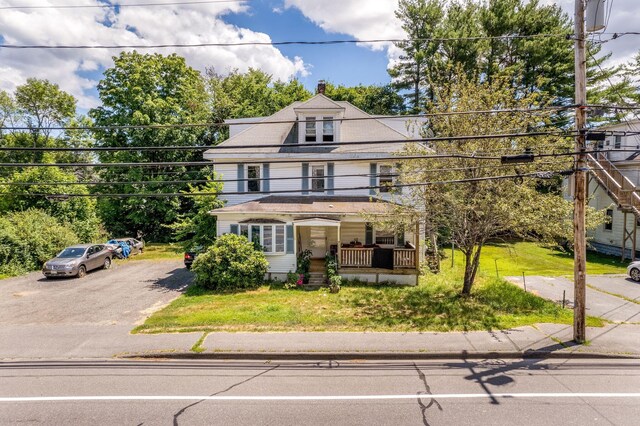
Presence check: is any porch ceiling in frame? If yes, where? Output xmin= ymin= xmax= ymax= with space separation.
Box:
xmin=293 ymin=217 xmax=341 ymax=227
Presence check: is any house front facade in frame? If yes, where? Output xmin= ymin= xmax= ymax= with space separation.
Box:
xmin=204 ymin=86 xmax=424 ymax=285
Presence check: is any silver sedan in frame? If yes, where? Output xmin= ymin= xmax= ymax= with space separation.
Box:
xmin=42 ymin=244 xmax=112 ymax=278
xmin=627 ymin=260 xmax=640 ymax=282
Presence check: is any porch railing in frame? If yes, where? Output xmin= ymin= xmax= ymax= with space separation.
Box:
xmin=340 ymin=247 xmax=417 ymax=269
xmin=340 ymin=248 xmax=373 ymax=267
xmin=393 ymin=249 xmax=416 ymax=269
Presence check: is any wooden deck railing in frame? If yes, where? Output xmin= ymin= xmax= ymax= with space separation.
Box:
xmin=340 ymin=248 xmax=373 ymax=267
xmin=393 ymin=249 xmax=416 ymax=268
xmin=339 ymin=248 xmax=417 ymax=269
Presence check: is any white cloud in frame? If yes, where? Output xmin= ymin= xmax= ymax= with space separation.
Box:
xmin=284 ymin=0 xmax=404 ymax=56
xmin=287 ymin=0 xmax=640 ymax=72
xmin=0 ymin=0 xmax=308 ymax=109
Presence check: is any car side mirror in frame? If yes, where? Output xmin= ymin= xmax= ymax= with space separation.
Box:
xmin=86 ymin=254 xmax=91 ymax=259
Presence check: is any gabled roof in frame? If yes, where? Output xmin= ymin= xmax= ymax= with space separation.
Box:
xmin=205 ymin=94 xmax=418 ymax=157
xmin=293 ymin=94 xmax=345 ymax=111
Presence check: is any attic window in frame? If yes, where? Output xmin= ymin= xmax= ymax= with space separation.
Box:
xmin=305 ymin=118 xmax=316 ymax=142
xmin=323 ymin=116 xmax=334 ymax=142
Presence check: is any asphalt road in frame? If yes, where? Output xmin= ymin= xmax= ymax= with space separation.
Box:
xmin=1 ymin=358 xmax=639 ymax=425
xmin=0 ymin=259 xmax=198 ymax=359
xmin=508 ymin=275 xmax=640 ymax=323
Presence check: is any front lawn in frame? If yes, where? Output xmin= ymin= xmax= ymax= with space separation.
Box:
xmin=135 ymin=242 xmax=609 ymax=334
xmin=470 ymin=241 xmax=627 ymax=277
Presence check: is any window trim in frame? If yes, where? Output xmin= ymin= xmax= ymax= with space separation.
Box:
xmin=305 ymin=117 xmax=317 ymax=142
xmin=246 ymin=164 xmax=261 ymax=193
xmin=231 ymin=223 xmax=287 ymax=254
xmin=604 ymin=209 xmax=613 ymax=231
xmin=322 ymin=116 xmax=334 ymax=142
xmin=378 ymin=164 xmax=394 ymax=193
xmin=311 ymin=164 xmax=326 ymax=192
xmin=299 ymin=114 xmax=339 ymax=143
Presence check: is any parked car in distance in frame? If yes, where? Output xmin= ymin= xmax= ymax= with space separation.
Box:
xmin=184 ymin=245 xmax=203 ymax=269
xmin=43 ymin=244 xmax=112 ymax=278
xmin=627 ymin=260 xmax=640 ymax=282
xmin=114 ymin=238 xmax=144 ymax=255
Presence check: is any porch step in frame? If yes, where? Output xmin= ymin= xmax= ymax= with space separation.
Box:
xmin=304 ymin=272 xmax=326 ymax=290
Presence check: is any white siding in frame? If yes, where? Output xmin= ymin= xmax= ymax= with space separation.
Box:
xmin=341 ymin=222 xmax=365 ymax=245
xmin=216 ymin=161 xmax=397 ymax=206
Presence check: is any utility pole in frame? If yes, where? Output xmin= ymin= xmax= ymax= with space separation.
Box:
xmin=573 ymin=0 xmax=587 ymax=343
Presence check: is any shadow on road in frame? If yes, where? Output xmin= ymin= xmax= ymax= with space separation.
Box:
xmin=146 ymin=268 xmax=193 ymax=293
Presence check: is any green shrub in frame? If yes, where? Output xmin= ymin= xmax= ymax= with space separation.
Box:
xmin=191 ymin=233 xmax=269 ymax=291
xmin=0 ymin=209 xmax=79 ymax=275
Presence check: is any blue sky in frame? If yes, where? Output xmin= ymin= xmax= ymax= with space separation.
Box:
xmin=224 ymin=1 xmax=393 ymax=90
xmin=1 ymin=0 xmax=638 ymax=110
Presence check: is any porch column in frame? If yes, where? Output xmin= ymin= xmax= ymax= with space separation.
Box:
xmin=337 ymin=223 xmax=342 ymax=267
xmin=415 ymin=221 xmax=420 ymax=270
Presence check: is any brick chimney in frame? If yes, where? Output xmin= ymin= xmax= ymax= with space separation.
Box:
xmin=317 ymin=80 xmax=326 ymax=95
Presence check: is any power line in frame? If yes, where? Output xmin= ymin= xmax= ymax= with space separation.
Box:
xmin=0 ymin=0 xmax=245 ymax=10
xmin=0 ymin=105 xmax=578 ymax=131
xmin=0 ymin=130 xmax=576 ymax=153
xmin=10 ymin=170 xmax=571 ymax=198
xmin=0 ymin=161 xmax=565 ymax=187
xmin=0 ymin=33 xmax=569 ymax=50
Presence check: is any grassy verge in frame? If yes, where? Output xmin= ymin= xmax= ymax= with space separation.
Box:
xmin=127 ymin=243 xmax=183 ymax=261
xmin=135 ymin=243 xmax=608 ymax=334
xmin=467 ymin=241 xmax=627 ymax=277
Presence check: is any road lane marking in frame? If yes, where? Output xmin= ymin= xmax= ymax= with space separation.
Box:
xmin=2 ymin=393 xmax=640 ymax=402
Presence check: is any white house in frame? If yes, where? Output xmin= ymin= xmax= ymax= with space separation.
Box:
xmin=203 ymin=85 xmax=424 ymax=285
xmin=571 ymin=119 xmax=640 ymax=259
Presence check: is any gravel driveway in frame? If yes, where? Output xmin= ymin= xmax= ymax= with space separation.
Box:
xmin=0 ymin=260 xmax=198 ymax=359
xmin=0 ymin=259 xmax=192 ymax=326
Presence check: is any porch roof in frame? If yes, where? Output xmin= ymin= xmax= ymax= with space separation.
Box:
xmin=210 ymin=195 xmax=394 ymax=215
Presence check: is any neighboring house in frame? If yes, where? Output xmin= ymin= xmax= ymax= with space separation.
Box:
xmin=569 ymin=119 xmax=640 ymax=259
xmin=204 ymin=83 xmax=425 ymax=285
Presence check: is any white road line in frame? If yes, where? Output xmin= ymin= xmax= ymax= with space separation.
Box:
xmin=2 ymin=393 xmax=640 ymax=402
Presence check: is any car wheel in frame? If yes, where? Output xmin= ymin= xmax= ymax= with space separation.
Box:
xmin=77 ymin=265 xmax=87 ymax=278
xmin=630 ymin=268 xmax=640 ymax=282
xmin=103 ymin=257 xmax=112 ymax=270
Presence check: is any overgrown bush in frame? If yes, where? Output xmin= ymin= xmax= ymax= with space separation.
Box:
xmin=296 ymin=249 xmax=312 ymax=283
xmin=191 ymin=233 xmax=268 ymax=291
xmin=0 ymin=209 xmax=79 ymax=275
xmin=325 ymin=253 xmax=341 ymax=293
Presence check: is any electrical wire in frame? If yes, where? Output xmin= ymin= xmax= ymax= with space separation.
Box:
xmin=0 ymin=105 xmax=578 ymax=131
xmin=0 ymin=130 xmax=575 ymax=153
xmin=0 ymin=33 xmax=570 ymax=50
xmin=0 ymin=161 xmax=566 ymax=187
xmin=9 ymin=169 xmax=571 ymax=198
xmin=0 ymin=0 xmax=246 ymax=10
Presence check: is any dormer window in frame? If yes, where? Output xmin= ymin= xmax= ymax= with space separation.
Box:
xmin=305 ymin=118 xmax=316 ymax=142
xmin=322 ymin=116 xmax=334 ymax=142
xmin=299 ymin=114 xmax=339 ymax=143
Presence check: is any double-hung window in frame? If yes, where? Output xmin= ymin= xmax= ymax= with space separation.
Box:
xmin=311 ymin=165 xmax=325 ymax=192
xmin=379 ymin=165 xmax=394 ymax=192
xmin=605 ymin=209 xmax=613 ymax=231
xmin=247 ymin=165 xmax=261 ymax=192
xmin=614 ymin=135 xmax=622 ymax=149
xmin=305 ymin=118 xmax=316 ymax=142
xmin=322 ymin=116 xmax=334 ymax=142
xmin=231 ymin=224 xmax=286 ymax=254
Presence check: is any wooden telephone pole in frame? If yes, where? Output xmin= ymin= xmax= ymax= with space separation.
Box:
xmin=573 ymin=0 xmax=587 ymax=343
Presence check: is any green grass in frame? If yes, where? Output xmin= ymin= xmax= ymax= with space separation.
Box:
xmin=464 ymin=241 xmax=627 ymax=277
xmin=128 ymin=243 xmax=183 ymax=261
xmin=134 ymin=243 xmax=608 ymax=334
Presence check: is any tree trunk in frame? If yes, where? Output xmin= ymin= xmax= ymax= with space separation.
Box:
xmin=461 ymin=244 xmax=483 ymax=296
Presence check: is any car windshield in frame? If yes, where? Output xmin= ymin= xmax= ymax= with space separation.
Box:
xmin=57 ymin=247 xmax=86 ymax=258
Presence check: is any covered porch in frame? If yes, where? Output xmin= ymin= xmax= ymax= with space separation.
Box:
xmin=294 ymin=217 xmax=420 ymax=272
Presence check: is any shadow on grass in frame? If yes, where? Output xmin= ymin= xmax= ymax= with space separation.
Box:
xmin=548 ymin=249 xmax=627 ymax=268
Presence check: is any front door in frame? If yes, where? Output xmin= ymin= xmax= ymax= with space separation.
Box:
xmin=308 ymin=227 xmax=327 ymax=258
